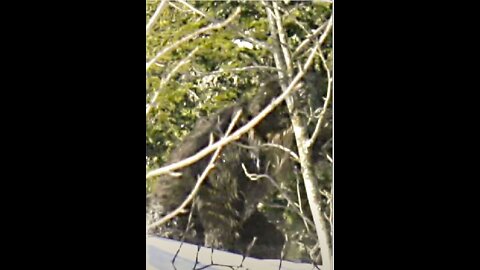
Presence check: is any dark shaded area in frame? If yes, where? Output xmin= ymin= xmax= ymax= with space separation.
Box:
xmin=150 ymin=78 xmax=290 ymax=259
xmin=237 ymin=210 xmax=285 ymax=259
xmin=149 ymin=71 xmax=330 ymax=260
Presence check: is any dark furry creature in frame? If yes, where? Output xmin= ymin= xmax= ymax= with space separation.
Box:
xmin=149 ymin=78 xmax=293 ymax=258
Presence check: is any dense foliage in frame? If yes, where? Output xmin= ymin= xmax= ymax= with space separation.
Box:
xmin=146 ymin=0 xmax=332 ymax=264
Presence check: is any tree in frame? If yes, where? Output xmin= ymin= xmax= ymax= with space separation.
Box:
xmin=146 ymin=0 xmax=332 ymax=268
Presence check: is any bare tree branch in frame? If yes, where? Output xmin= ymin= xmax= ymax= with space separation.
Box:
xmin=146 ymin=47 xmax=199 ymax=116
xmin=292 ymin=22 xmax=328 ymax=58
xmin=263 ymin=0 xmax=288 ymax=80
xmin=146 ymin=2 xmax=333 ymax=267
xmin=146 ymin=0 xmax=170 ymax=35
xmin=147 ymin=110 xmax=243 ymax=231
xmin=306 ymin=46 xmax=332 ymax=149
xmin=296 ymin=175 xmax=310 ymax=232
xmin=318 ymin=15 xmax=333 ymax=49
xmin=147 ymin=30 xmax=322 ymax=178
xmin=273 ymin=1 xmax=294 ymax=78
xmin=175 ymin=0 xmax=206 ymax=17
xmin=146 ymin=7 xmax=241 ymax=71
xmin=319 ymin=189 xmax=333 ymax=230
xmin=292 ymin=18 xmax=311 ymax=36
xmin=241 ymin=164 xmax=315 ymax=229
xmin=261 ymin=143 xmax=299 ymax=162
xmin=175 ymin=0 xmax=272 ymax=51
xmin=146 ymin=63 xmax=312 ymax=179
xmin=171 ymin=199 xmax=196 ymax=264
xmin=168 ymin=2 xmax=186 ymax=13
xmin=265 ymin=2 xmax=333 ymax=268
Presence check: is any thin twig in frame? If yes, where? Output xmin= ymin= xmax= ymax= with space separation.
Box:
xmin=175 ymin=0 xmax=271 ymax=51
xmin=279 ymin=233 xmax=288 ymax=270
xmin=147 ymin=110 xmax=242 ymax=230
xmin=292 ymin=22 xmax=328 ymax=58
xmin=265 ymin=5 xmax=333 ymax=268
xmin=260 ymin=143 xmax=299 ymax=162
xmin=292 ymin=18 xmax=311 ymax=36
xmin=168 ymin=2 xmax=185 ymax=13
xmin=146 ymin=0 xmax=170 ymax=35
xmin=318 ymin=15 xmax=333 ymax=49
xmin=240 ymin=236 xmax=257 ymax=267
xmin=175 ymin=0 xmax=206 ymax=17
xmin=318 ymin=189 xmax=332 ymax=201
xmin=296 ymin=175 xmax=310 ymax=233
xmin=146 ymin=25 xmax=321 ymax=179
xmin=272 ymin=1 xmax=294 ymax=78
xmin=241 ymin=164 xmax=315 ymax=229
xmin=263 ymin=0 xmax=288 ymax=82
xmin=146 ymin=47 xmax=199 ymax=116
xmin=172 ymin=199 xmax=196 ymax=264
xmin=146 ymin=53 xmax=314 ymax=178
xmin=146 ymin=7 xmax=241 ymax=71
xmin=319 ymin=189 xmax=333 ymax=230
xmin=306 ymin=46 xmax=332 ymax=149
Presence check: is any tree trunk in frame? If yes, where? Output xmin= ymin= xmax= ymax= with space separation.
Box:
xmin=264 ymin=1 xmax=332 ymax=268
